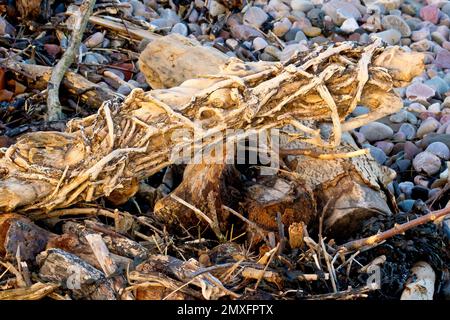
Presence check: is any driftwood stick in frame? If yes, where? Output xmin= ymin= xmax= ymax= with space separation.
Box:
xmin=3 ymin=60 xmax=116 ymax=108
xmin=279 ymin=148 xmax=369 ymax=160
xmin=339 ymin=206 xmax=450 ymax=252
xmin=47 ymin=0 xmax=96 ymax=120
xmin=0 ymin=282 xmax=59 ymax=300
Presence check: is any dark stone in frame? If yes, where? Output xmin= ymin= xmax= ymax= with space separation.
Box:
xmin=396 ymin=159 xmax=411 ymax=172
xmin=411 ymin=186 xmax=430 ymax=201
xmin=398 ymin=199 xmax=415 ymax=212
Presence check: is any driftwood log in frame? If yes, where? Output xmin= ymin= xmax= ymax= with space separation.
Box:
xmin=0 ymin=35 xmax=424 ymax=239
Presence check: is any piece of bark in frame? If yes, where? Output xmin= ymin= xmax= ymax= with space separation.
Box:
xmin=0 ymin=282 xmax=59 ymax=300
xmin=400 ymin=262 xmax=436 ymax=300
xmin=288 ymin=222 xmax=305 ymax=249
xmin=139 ymin=33 xmax=228 ymax=89
xmin=37 ymin=248 xmax=116 ymax=300
xmin=0 ymin=214 xmax=52 ymax=263
xmin=3 ymin=60 xmax=116 ymax=109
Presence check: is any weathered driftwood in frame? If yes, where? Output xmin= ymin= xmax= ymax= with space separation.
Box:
xmin=2 ymin=60 xmax=117 ymax=108
xmin=0 ymin=35 xmax=423 ymax=239
xmin=138 ymin=34 xmax=228 ymax=89
xmin=0 ymin=282 xmax=59 ymax=300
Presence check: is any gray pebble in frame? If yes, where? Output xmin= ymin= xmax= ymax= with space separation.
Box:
xmin=171 ymin=23 xmax=188 ymax=36
xmin=426 ymin=142 xmax=450 ymax=160
xmin=413 ymin=151 xmax=442 ymax=175
xmin=399 ymin=123 xmax=417 ymax=140
xmin=360 ymin=122 xmax=394 ymax=142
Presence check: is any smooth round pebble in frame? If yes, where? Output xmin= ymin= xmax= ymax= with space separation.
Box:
xmin=171 ymin=23 xmax=188 ymax=36
xmin=399 ymin=123 xmax=416 ymax=140
xmin=243 ymin=6 xmax=268 ymax=28
xmin=390 ymin=109 xmax=408 ymax=123
xmin=417 ymin=117 xmax=441 ymax=138
xmin=253 ymin=37 xmax=268 ymax=51
xmin=413 ymin=151 xmax=442 ymax=175
xmin=399 ymin=181 xmax=414 ymax=196
xmin=360 ymin=122 xmax=394 ymax=142
xmin=426 ymin=142 xmax=450 ymax=160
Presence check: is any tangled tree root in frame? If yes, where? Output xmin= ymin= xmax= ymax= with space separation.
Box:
xmin=0 ymin=39 xmax=424 ymax=217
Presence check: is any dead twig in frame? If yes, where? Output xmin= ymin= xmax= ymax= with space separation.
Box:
xmin=47 ymin=0 xmax=96 ymax=120
xmin=339 ymin=206 xmax=450 ymax=252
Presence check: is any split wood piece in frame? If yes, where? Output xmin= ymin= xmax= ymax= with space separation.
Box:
xmin=37 ymin=248 xmax=116 ymax=300
xmin=84 ymin=233 xmax=117 ymax=277
xmin=46 ymin=233 xmax=104 ymax=270
xmin=0 ymin=214 xmax=52 ymax=263
xmin=0 ymin=37 xmax=423 ymax=214
xmin=47 ymin=0 xmax=96 ymax=120
xmin=339 ymin=205 xmax=450 ymax=252
xmin=0 ymin=282 xmax=59 ymax=300
xmin=400 ymin=262 xmax=435 ymax=300
xmin=2 ymin=60 xmax=117 ymax=108
xmin=136 ymin=255 xmax=239 ymax=300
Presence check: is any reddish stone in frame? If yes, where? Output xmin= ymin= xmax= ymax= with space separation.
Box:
xmin=348 ymin=33 xmax=361 ymax=41
xmin=420 ymin=5 xmax=440 ymax=24
xmin=44 ymin=44 xmax=61 ymax=58
xmin=419 ymin=111 xmax=439 ymax=120
xmin=111 ymin=63 xmax=134 ymax=81
xmin=406 ymin=83 xmax=436 ymax=101
xmin=435 ymin=49 xmax=450 ymax=69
